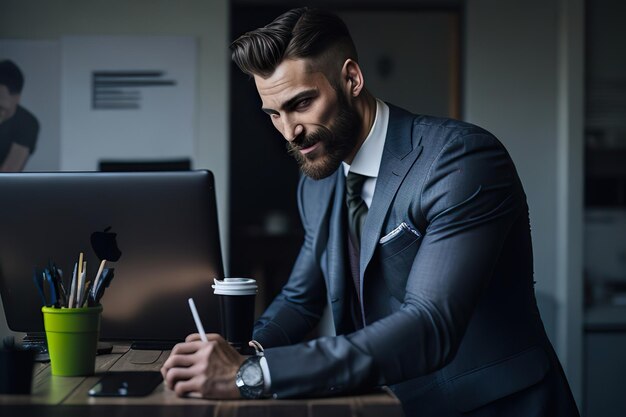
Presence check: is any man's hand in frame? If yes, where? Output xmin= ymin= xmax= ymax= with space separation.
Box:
xmin=161 ymin=333 xmax=246 ymax=399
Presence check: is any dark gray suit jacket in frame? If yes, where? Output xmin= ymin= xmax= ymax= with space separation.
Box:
xmin=253 ymin=104 xmax=579 ymax=416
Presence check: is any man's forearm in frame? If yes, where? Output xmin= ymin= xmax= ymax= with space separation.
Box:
xmin=1 ymin=142 xmax=30 ymax=172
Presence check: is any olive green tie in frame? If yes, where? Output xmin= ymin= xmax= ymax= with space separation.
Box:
xmin=345 ymin=172 xmax=369 ymax=248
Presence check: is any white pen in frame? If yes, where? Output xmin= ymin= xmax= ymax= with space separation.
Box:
xmin=68 ymin=263 xmax=78 ymax=308
xmin=92 ymin=259 xmax=107 ymax=297
xmin=188 ymin=298 xmax=208 ymax=342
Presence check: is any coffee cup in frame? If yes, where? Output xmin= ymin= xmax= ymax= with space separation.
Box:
xmin=0 ymin=343 xmax=35 ymax=394
xmin=212 ymin=278 xmax=257 ymax=353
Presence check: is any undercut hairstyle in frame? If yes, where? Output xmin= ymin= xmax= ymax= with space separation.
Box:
xmin=230 ymin=7 xmax=358 ymax=79
xmin=0 ymin=60 xmax=25 ymax=95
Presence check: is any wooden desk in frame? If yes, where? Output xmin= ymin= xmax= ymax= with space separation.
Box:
xmin=0 ymin=345 xmax=404 ymax=417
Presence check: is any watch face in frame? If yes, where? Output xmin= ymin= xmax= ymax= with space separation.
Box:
xmin=236 ymin=357 xmax=266 ymax=399
xmin=242 ymin=360 xmax=263 ymax=386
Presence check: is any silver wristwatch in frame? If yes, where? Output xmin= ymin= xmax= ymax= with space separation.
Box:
xmin=235 ymin=340 xmax=267 ymax=399
xmin=235 ymin=355 xmax=266 ymax=399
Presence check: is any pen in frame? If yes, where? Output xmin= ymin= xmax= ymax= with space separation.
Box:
xmin=69 ymin=263 xmax=78 ymax=308
xmin=33 ymin=269 xmax=46 ymax=305
xmin=92 ymin=260 xmax=107 ymax=298
xmin=80 ymin=281 xmax=91 ymax=307
xmin=44 ymin=270 xmax=58 ymax=307
xmin=188 ymin=298 xmax=208 ymax=342
xmin=54 ymin=266 xmax=68 ymax=307
xmin=48 ymin=262 xmax=64 ymax=306
xmin=76 ymin=269 xmax=86 ymax=308
xmin=93 ymin=268 xmax=115 ymax=303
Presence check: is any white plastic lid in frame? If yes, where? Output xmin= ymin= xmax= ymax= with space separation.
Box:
xmin=212 ymin=278 xmax=258 ymax=295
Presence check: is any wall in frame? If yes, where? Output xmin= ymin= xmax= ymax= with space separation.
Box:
xmin=1 ymin=0 xmax=585 ymax=406
xmin=465 ymin=0 xmax=584 ymax=406
xmin=338 ymin=10 xmax=456 ymax=118
xmin=0 ymin=0 xmax=229 ymax=338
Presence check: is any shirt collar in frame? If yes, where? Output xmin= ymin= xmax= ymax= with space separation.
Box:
xmin=342 ymin=99 xmax=389 ymax=178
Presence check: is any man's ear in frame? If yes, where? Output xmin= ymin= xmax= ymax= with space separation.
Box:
xmin=341 ymin=59 xmax=364 ymax=97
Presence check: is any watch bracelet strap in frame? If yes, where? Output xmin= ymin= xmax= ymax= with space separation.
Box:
xmin=248 ymin=339 xmax=264 ymax=356
xmin=248 ymin=340 xmax=271 ymax=394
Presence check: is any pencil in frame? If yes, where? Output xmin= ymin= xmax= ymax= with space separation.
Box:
xmin=188 ymin=298 xmax=208 ymax=342
xmin=77 ymin=252 xmax=84 ymax=282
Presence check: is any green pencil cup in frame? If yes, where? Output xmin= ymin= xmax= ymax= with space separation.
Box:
xmin=41 ymin=305 xmax=102 ymax=376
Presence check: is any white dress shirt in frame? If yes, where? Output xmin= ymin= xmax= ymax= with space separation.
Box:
xmin=342 ymin=99 xmax=390 ymax=207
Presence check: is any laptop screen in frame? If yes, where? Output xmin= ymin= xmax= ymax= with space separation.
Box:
xmin=0 ymin=170 xmax=223 ymax=342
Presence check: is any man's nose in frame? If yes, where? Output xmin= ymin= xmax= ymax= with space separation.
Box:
xmin=282 ymin=118 xmax=303 ymax=142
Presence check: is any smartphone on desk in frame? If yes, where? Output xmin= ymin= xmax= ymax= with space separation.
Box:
xmin=88 ymin=371 xmax=163 ymax=397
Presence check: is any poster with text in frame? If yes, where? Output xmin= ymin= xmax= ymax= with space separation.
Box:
xmin=61 ymin=36 xmax=196 ymax=170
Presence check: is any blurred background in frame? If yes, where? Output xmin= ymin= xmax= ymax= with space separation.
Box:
xmin=1 ymin=0 xmax=624 ymax=415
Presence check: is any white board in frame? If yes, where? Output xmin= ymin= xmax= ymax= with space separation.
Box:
xmin=60 ymin=36 xmax=197 ymax=170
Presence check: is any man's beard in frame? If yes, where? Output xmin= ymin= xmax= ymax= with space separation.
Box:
xmin=286 ymin=94 xmax=361 ymax=180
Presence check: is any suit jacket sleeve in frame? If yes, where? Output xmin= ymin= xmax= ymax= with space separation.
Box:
xmin=252 ymin=176 xmax=329 ymax=347
xmin=256 ymin=130 xmax=526 ymax=398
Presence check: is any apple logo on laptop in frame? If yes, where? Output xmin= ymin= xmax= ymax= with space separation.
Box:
xmin=91 ymin=226 xmax=122 ymax=262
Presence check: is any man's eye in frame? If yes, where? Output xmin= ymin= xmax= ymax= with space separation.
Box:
xmin=296 ymin=99 xmax=311 ymax=110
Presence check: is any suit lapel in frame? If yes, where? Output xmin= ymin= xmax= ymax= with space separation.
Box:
xmin=359 ymin=105 xmax=423 ymax=294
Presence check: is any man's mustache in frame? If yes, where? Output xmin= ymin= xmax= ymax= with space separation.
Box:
xmin=286 ymin=130 xmax=325 ymax=152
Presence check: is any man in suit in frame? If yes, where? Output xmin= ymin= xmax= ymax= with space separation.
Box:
xmin=162 ymin=8 xmax=579 ymax=416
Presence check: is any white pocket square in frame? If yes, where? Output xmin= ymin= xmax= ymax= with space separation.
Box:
xmin=379 ymin=222 xmax=420 ymax=244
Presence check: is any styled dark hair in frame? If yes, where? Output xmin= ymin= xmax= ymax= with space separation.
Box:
xmin=230 ymin=7 xmax=357 ymax=77
xmin=0 ymin=60 xmax=25 ymax=94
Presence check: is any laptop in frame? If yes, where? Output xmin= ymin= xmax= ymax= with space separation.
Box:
xmin=0 ymin=171 xmax=223 ymax=348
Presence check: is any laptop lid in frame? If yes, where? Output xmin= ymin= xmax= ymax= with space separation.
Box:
xmin=0 ymin=170 xmax=223 ymax=342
